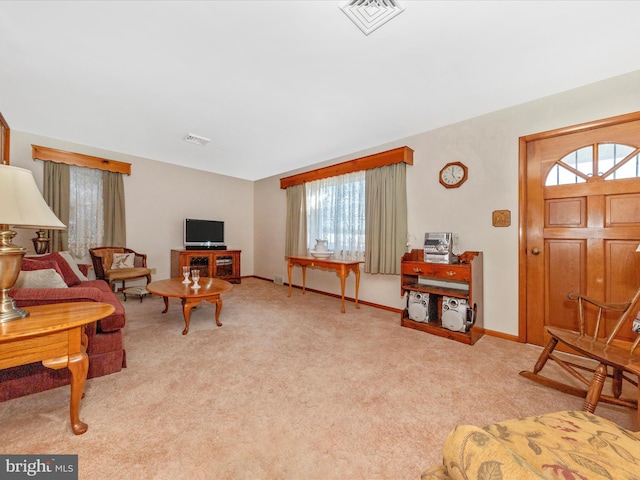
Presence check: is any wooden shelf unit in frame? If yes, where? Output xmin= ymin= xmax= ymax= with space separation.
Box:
xmin=171 ymin=249 xmax=241 ymax=284
xmin=400 ymin=249 xmax=483 ymax=345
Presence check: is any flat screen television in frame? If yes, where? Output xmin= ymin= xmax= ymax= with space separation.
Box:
xmin=184 ymin=218 xmax=225 ymax=249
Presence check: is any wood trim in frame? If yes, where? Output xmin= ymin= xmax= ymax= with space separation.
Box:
xmin=31 ymin=144 xmax=132 ymax=175
xmin=280 ymin=146 xmax=413 ymax=189
xmin=483 ymin=328 xmax=519 ymax=343
xmin=520 ymin=110 xmax=640 ymax=142
xmin=0 ymin=111 xmax=9 ymax=165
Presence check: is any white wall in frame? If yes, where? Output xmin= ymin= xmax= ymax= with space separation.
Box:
xmin=253 ymin=70 xmax=640 ymax=337
xmin=9 ymin=131 xmax=255 ymax=280
xmin=7 ymin=70 xmax=640 ymax=337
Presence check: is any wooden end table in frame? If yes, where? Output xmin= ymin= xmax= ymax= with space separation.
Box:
xmin=0 ymin=302 xmax=115 ymax=435
xmin=287 ymin=256 xmax=363 ymax=313
xmin=146 ymin=277 xmax=233 ymax=335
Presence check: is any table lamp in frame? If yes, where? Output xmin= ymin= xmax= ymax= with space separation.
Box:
xmin=0 ymin=164 xmax=65 ymax=322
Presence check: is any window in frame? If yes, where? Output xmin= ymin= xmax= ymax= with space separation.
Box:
xmin=283 ymin=146 xmax=411 ymax=274
xmin=306 ymin=171 xmax=365 ymax=259
xmin=37 ymin=145 xmax=128 ymax=258
xmin=68 ymin=166 xmax=104 ymax=258
xmin=546 ymin=143 xmax=640 ymax=186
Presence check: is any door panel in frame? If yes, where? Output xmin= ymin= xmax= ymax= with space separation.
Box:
xmin=607 ymin=193 xmax=640 ymax=226
xmin=522 ymin=113 xmax=640 ymax=348
xmin=546 ymin=239 xmax=584 ymax=330
xmin=546 ymin=198 xmax=586 ymax=227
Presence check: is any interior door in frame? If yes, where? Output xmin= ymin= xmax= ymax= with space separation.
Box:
xmin=521 ymin=113 xmax=640 ymax=347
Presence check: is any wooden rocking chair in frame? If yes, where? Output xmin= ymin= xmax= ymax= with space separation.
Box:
xmin=520 ymin=287 xmax=640 ymax=422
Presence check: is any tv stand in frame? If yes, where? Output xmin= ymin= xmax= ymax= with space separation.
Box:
xmin=185 ymin=245 xmax=227 ymax=250
xmin=171 ymin=249 xmax=241 ymax=284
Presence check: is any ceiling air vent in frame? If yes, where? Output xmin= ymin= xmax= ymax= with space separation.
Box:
xmin=341 ymin=0 xmax=404 ymax=36
xmin=184 ymin=133 xmax=211 ymax=146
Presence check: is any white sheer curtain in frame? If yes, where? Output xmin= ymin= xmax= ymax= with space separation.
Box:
xmin=306 ymin=170 xmax=365 ymax=259
xmin=68 ymin=166 xmax=104 ymax=259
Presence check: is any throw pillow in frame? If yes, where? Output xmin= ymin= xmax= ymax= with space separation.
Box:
xmin=21 ymin=258 xmax=65 ymax=279
xmin=111 ymin=253 xmax=135 ymax=269
xmin=34 ymin=252 xmax=82 ymax=287
xmin=14 ymin=269 xmax=69 ymax=289
xmin=57 ymin=250 xmax=89 ymax=282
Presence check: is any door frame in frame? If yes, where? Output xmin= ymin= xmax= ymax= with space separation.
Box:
xmin=518 ymin=110 xmax=640 ymax=343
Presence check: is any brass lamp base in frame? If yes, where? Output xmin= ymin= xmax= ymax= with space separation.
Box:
xmin=0 ymin=226 xmax=29 ymax=323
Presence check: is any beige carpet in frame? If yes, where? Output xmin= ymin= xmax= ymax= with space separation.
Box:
xmin=1 ymin=278 xmax=637 ymax=479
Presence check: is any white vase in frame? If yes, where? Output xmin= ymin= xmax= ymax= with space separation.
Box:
xmin=314 ymin=239 xmax=328 ymax=252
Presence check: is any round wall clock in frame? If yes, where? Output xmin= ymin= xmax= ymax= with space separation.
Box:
xmin=439 ymin=161 xmax=468 ymax=189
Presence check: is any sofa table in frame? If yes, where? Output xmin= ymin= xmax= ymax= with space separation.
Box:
xmin=0 ymin=302 xmax=115 ymax=435
xmin=287 ymin=256 xmax=363 ymax=313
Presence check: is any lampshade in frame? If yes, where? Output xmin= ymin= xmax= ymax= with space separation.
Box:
xmin=0 ymin=164 xmax=65 ymax=229
xmin=0 ymin=164 xmax=65 ymax=323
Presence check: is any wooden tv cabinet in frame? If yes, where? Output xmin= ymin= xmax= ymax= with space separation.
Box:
xmin=171 ymin=249 xmax=241 ymax=284
xmin=400 ymin=249 xmax=483 ymax=345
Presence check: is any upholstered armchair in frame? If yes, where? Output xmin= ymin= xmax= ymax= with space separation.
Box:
xmin=89 ymin=247 xmax=152 ymax=291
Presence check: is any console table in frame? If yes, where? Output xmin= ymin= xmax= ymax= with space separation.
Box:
xmin=287 ymin=256 xmax=363 ymax=313
xmin=0 ymin=302 xmax=115 ymax=434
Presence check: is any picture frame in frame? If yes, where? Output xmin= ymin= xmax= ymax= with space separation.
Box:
xmin=0 ymin=111 xmax=9 ymax=164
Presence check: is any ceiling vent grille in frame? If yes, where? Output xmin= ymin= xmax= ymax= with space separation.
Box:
xmin=184 ymin=133 xmax=211 ymax=146
xmin=341 ymin=0 xmax=404 ymax=36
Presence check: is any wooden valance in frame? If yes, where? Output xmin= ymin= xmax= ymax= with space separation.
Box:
xmin=32 ymin=144 xmax=131 ymax=175
xmin=279 ymin=146 xmax=413 ymax=189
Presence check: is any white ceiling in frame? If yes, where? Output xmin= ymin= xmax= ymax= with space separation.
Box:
xmin=2 ymin=1 xmax=640 ymax=181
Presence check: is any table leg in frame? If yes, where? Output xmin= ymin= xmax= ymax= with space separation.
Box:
xmin=354 ymin=265 xmax=361 ymax=309
xmin=287 ymin=260 xmax=293 ymax=297
xmin=214 ymin=296 xmax=223 ymax=327
xmin=161 ymin=296 xmax=169 ymax=314
xmin=181 ymin=298 xmax=197 ymax=335
xmin=301 ymin=265 xmax=307 ymax=294
xmin=67 ymin=351 xmax=89 ymax=435
xmin=339 ymin=265 xmax=346 ymax=314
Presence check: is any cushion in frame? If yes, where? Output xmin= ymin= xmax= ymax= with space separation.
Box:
xmin=57 ymin=250 xmax=89 ymax=281
xmin=21 ymin=258 xmax=65 ymax=279
xmin=34 ymin=252 xmax=82 ymax=287
xmin=439 ymin=411 xmax=640 ymax=480
xmin=111 ymin=253 xmax=135 ymax=269
xmin=14 ymin=269 xmax=68 ymax=289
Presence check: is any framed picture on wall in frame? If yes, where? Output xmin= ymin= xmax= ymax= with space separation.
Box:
xmin=0 ymin=112 xmax=9 ymax=164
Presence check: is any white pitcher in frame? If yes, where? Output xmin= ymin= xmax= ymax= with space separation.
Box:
xmin=314 ymin=239 xmax=329 ymax=252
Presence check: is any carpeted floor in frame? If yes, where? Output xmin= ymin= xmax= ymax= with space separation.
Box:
xmin=0 ymin=277 xmax=636 ymax=479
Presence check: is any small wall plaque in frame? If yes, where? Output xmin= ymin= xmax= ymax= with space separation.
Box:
xmin=492 ymin=210 xmax=511 ymax=227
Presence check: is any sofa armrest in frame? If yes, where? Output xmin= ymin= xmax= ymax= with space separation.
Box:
xmin=439 ymin=424 xmax=541 ymax=480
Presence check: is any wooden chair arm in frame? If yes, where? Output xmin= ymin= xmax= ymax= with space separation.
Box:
xmin=130 ymin=251 xmax=147 ymax=268
xmin=566 ymin=292 xmax=630 ymax=312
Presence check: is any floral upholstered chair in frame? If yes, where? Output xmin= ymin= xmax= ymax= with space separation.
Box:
xmin=422 ymin=410 xmax=640 ymax=480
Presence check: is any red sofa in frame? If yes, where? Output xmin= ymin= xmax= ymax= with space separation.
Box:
xmin=0 ymin=254 xmax=126 ymax=402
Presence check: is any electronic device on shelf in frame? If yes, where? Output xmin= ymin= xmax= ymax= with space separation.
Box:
xmin=407 ymin=291 xmax=431 ymax=323
xmin=184 ymin=218 xmax=226 ymax=250
xmin=423 ymin=232 xmax=457 ymax=264
xmin=441 ymin=296 xmax=474 ymax=333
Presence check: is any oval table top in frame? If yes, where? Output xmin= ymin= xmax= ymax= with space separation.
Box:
xmin=146 ymin=277 xmax=233 ymax=299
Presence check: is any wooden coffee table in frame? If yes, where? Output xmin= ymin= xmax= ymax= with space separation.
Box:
xmin=146 ymin=277 xmax=233 ymax=335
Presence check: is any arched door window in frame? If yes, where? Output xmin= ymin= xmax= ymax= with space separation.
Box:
xmin=545 ymin=143 xmax=640 ymax=186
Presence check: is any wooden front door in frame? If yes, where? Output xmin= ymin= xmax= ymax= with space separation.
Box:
xmin=521 ymin=112 xmax=640 ymax=347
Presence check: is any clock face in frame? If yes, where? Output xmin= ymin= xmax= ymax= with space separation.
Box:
xmin=439 ymin=162 xmax=468 ymax=188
